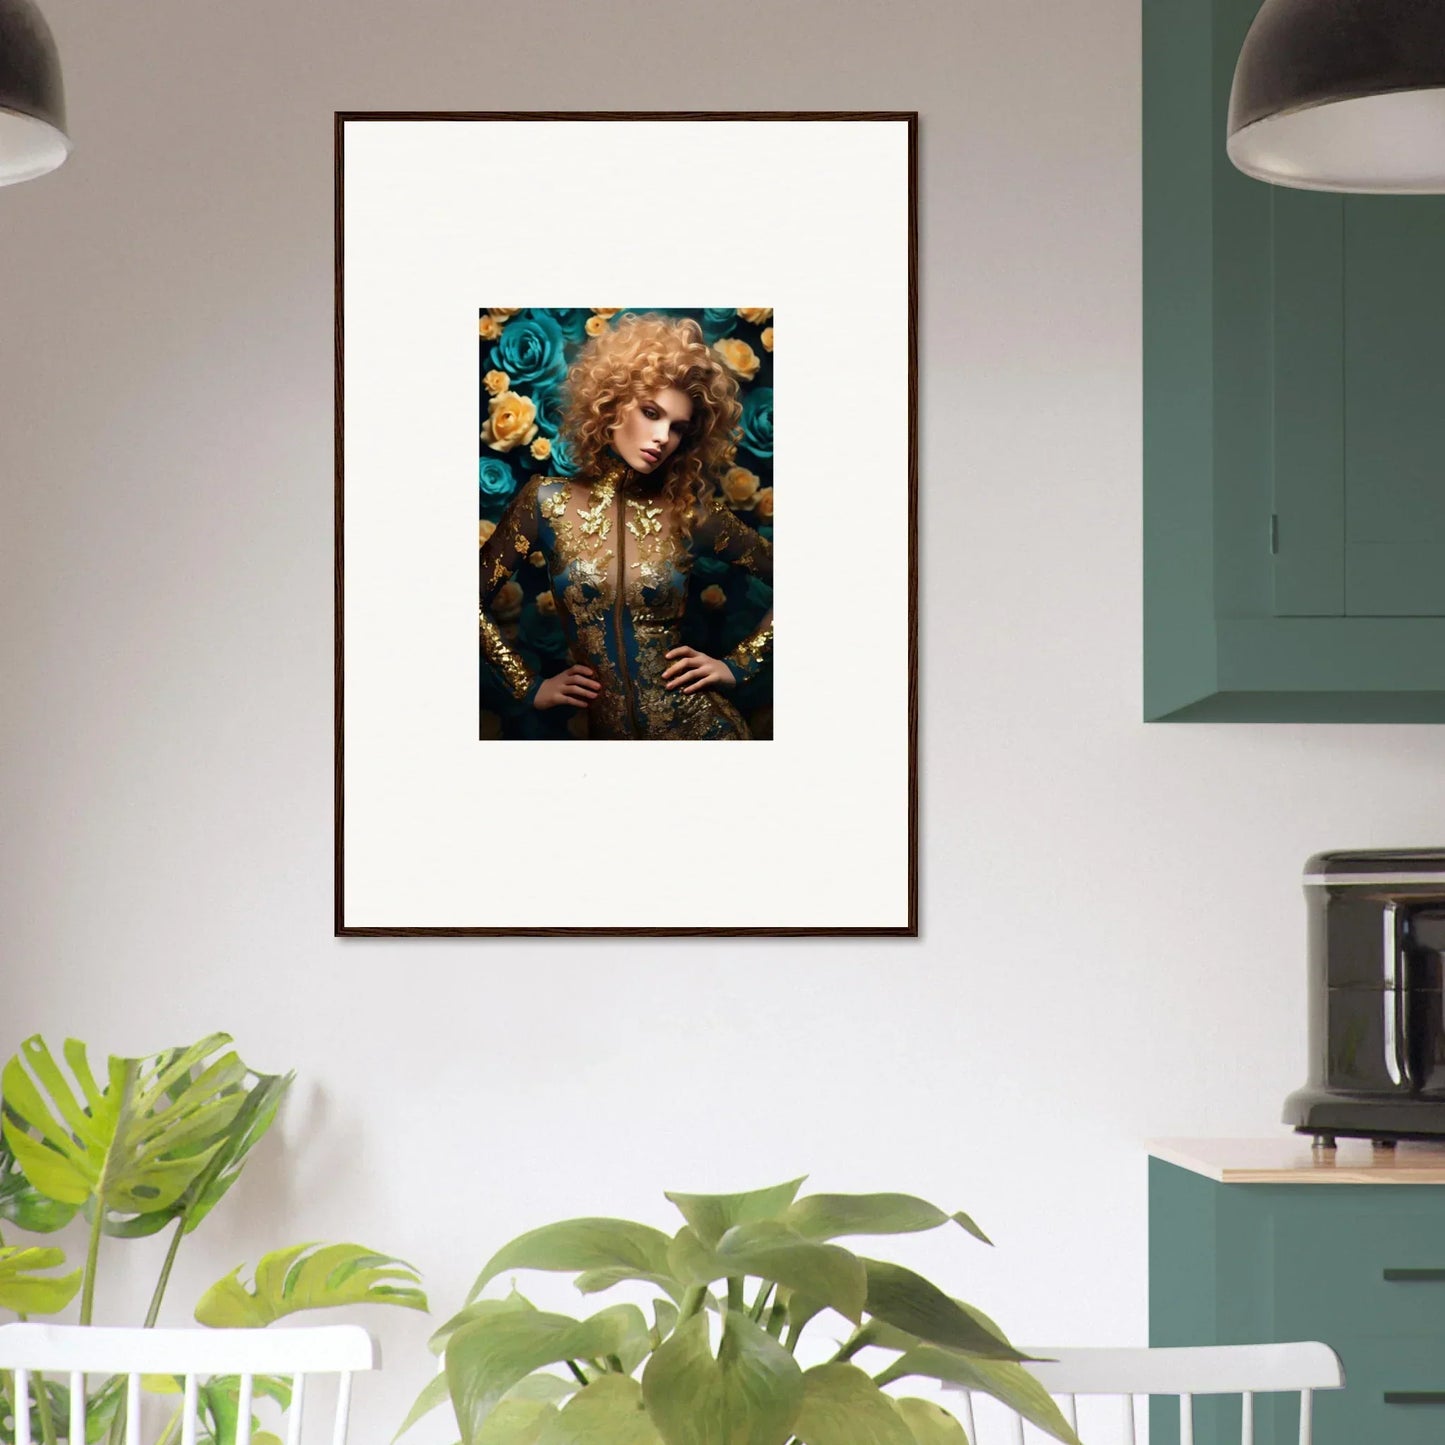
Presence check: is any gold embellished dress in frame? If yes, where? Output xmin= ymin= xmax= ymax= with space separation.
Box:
xmin=479 ymin=453 xmax=773 ymax=740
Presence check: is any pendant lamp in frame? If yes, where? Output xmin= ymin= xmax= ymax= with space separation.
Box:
xmin=1228 ymin=0 xmax=1445 ymax=193
xmin=0 ymin=0 xmax=68 ymax=186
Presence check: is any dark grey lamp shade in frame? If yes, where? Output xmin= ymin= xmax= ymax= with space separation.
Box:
xmin=0 ymin=0 xmax=67 ymax=186
xmin=1228 ymin=0 xmax=1445 ymax=192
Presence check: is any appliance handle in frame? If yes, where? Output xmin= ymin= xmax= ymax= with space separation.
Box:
xmin=1385 ymin=902 xmax=1403 ymax=1086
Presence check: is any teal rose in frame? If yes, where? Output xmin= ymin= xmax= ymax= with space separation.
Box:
xmin=543 ymin=307 xmax=589 ymax=343
xmin=529 ymin=382 xmax=567 ymax=439
xmin=741 ymin=387 xmax=773 ymax=459
xmin=549 ymin=433 xmax=582 ymax=478
xmin=479 ymin=456 xmax=518 ymax=520
xmin=490 ymin=310 xmax=567 ymax=385
xmin=701 ymin=308 xmax=739 ymax=343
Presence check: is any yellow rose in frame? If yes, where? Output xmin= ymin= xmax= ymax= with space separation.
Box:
xmin=536 ymin=590 xmax=557 ymax=616
xmin=714 ymin=338 xmax=760 ymax=381
xmin=721 ymin=465 xmax=761 ymax=509
xmin=585 ymin=315 xmax=608 ymax=337
xmin=481 ymin=390 xmax=539 ymax=452
xmin=480 ymin=710 xmax=503 ymax=740
xmin=754 ymin=487 xmax=774 ymax=519
xmin=592 ymin=307 xmax=620 ymax=317
xmin=484 ymin=369 xmax=510 ymax=395
xmin=493 ymin=580 xmax=523 ymax=622
xmin=530 ymin=436 xmax=552 ymax=461
xmin=479 ymin=315 xmax=502 ymax=340
xmin=479 ymin=519 xmax=497 ymax=547
xmin=700 ymin=585 xmax=727 ymax=610
xmin=737 ymin=307 xmax=772 ymax=325
xmin=489 ymin=307 xmax=524 ymax=320
xmin=760 ymin=326 xmax=773 ymax=352
xmin=528 ymin=550 xmax=546 ymax=568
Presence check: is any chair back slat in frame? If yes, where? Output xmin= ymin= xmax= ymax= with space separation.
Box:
xmin=127 ymin=1372 xmax=143 ymax=1445
xmin=959 ymin=1388 xmax=977 ymax=1442
xmin=0 ymin=1326 xmax=375 ymax=1445
xmin=68 ymin=1370 xmax=84 ymax=1444
xmin=15 ymin=1368 xmax=31 ymax=1445
xmin=236 ymin=1371 xmax=255 ymax=1445
xmin=1124 ymin=1391 xmax=1137 ymax=1445
xmin=1241 ymin=1388 xmax=1254 ymax=1445
xmin=288 ymin=1372 xmax=307 ymax=1445
xmin=1299 ymin=1387 xmax=1312 ymax=1445
xmin=332 ymin=1371 xmax=353 ymax=1445
xmin=182 ymin=1373 xmax=199 ymax=1445
xmin=1180 ymin=1391 xmax=1194 ymax=1445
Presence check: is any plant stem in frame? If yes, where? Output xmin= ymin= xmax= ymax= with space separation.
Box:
xmin=35 ymin=1374 xmax=58 ymax=1445
xmin=679 ymin=1286 xmax=707 ymax=1319
xmin=726 ymin=1277 xmax=744 ymax=1313
xmin=154 ymin=1403 xmax=183 ymax=1445
xmin=828 ymin=1327 xmax=868 ymax=1363
xmin=79 ymin=1203 xmax=105 ymax=1326
xmin=766 ymin=1300 xmax=788 ymax=1342
xmin=749 ymin=1281 xmax=774 ymax=1322
xmin=144 ymin=1219 xmax=186 ymax=1327
xmin=605 ymin=1355 xmax=625 ymax=1375
xmin=566 ymin=1361 xmax=590 ymax=1387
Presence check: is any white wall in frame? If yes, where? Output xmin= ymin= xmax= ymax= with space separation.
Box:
xmin=3 ymin=2 xmax=1444 ymax=1440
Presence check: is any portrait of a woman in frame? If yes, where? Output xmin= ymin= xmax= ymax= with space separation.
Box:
xmin=479 ymin=312 xmax=773 ymax=740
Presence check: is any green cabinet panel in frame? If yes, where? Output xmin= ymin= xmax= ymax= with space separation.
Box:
xmin=1149 ymin=1158 xmax=1445 ymax=1445
xmin=1143 ymin=0 xmax=1445 ymax=720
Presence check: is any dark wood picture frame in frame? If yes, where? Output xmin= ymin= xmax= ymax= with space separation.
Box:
xmin=335 ymin=110 xmax=918 ymax=937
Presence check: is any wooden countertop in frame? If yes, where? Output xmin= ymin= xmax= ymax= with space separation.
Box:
xmin=1149 ymin=1137 xmax=1445 ymax=1184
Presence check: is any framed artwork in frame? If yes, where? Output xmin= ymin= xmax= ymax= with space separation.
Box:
xmin=336 ymin=111 xmax=917 ymax=936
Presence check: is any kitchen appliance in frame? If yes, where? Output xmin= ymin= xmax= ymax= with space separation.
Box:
xmin=1285 ymin=848 xmax=1445 ymax=1146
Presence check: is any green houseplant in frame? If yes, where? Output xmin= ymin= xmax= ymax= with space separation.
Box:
xmin=400 ymin=1178 xmax=1082 ymax=1445
xmin=0 ymin=1032 xmax=427 ymax=1445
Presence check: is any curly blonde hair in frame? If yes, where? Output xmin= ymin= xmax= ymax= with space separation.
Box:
xmin=559 ymin=312 xmax=743 ymax=530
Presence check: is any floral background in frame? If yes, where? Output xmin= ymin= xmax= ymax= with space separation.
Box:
xmin=479 ymin=306 xmax=774 ymax=740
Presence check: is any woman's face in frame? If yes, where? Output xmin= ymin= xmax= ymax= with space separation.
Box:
xmin=610 ymin=387 xmax=694 ymax=474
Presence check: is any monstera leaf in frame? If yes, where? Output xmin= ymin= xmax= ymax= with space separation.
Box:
xmin=0 ymin=1138 xmax=78 ymax=1234
xmin=1 ymin=1034 xmax=246 ymax=1225
xmin=0 ymin=1244 xmax=81 ymax=1315
xmin=194 ymin=1242 xmax=427 ymax=1327
xmin=102 ymin=1068 xmax=294 ymax=1240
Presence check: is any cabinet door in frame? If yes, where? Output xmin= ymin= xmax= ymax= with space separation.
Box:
xmin=1274 ymin=195 xmax=1445 ymax=618
xmin=1143 ymin=0 xmax=1445 ymax=719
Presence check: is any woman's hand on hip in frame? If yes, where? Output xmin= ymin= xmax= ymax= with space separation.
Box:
xmin=662 ymin=646 xmax=733 ymax=693
xmin=534 ymin=664 xmax=602 ymax=710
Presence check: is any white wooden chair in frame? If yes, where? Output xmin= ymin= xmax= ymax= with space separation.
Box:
xmin=944 ymin=1342 xmax=1345 ymax=1444
xmin=0 ymin=1323 xmax=377 ymax=1445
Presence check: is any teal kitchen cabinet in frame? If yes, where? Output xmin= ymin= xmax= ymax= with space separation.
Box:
xmin=1144 ymin=0 xmax=1445 ymax=721
xmin=1150 ymin=1141 xmax=1445 ymax=1444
